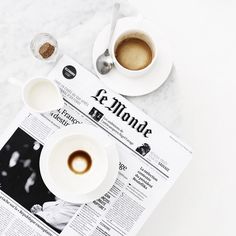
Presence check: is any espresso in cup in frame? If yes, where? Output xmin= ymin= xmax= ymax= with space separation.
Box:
xmin=114 ymin=31 xmax=155 ymax=73
xmin=67 ymin=150 xmax=92 ymax=174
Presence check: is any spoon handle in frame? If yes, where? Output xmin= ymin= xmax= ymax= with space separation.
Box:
xmin=108 ymin=2 xmax=120 ymax=48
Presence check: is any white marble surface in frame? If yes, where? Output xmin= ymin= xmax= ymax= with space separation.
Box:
xmin=132 ymin=1 xmax=236 ymax=236
xmin=0 ymin=1 xmax=187 ymax=235
xmin=0 ymin=0 xmax=184 ymax=140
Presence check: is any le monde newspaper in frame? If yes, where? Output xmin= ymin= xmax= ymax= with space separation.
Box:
xmin=0 ymin=56 xmax=192 ymax=236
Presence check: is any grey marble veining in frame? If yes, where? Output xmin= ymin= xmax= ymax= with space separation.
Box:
xmin=0 ymin=0 xmax=183 ymax=138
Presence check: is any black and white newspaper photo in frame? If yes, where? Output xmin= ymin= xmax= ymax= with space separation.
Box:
xmin=0 ymin=127 xmax=81 ymax=235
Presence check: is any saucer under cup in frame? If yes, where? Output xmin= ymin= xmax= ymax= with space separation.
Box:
xmin=93 ymin=16 xmax=173 ymax=96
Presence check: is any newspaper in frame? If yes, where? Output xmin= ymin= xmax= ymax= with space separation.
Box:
xmin=0 ymin=55 xmax=192 ymax=236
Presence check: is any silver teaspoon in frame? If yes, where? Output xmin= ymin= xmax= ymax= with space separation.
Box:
xmin=96 ymin=3 xmax=120 ymax=75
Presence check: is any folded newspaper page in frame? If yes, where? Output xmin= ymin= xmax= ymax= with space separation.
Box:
xmin=0 ymin=55 xmax=192 ymax=236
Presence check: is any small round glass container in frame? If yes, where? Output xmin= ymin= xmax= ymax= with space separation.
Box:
xmin=30 ymin=33 xmax=58 ymax=62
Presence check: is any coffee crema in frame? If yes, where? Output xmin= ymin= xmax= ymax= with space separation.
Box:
xmin=115 ymin=37 xmax=152 ymax=71
xmin=67 ymin=150 xmax=92 ymax=175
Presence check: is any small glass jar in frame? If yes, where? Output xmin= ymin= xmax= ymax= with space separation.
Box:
xmin=30 ymin=33 xmax=58 ymax=62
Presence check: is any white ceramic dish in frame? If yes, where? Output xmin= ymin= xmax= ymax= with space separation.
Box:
xmin=93 ymin=16 xmax=173 ymax=96
xmin=40 ymin=124 xmax=119 ymax=203
xmin=22 ymin=77 xmax=64 ymax=113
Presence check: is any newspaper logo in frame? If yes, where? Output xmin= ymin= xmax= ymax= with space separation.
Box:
xmin=62 ymin=65 xmax=76 ymax=79
xmin=91 ymin=89 xmax=152 ymax=138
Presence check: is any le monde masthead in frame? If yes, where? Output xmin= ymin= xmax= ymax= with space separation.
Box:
xmin=92 ymin=89 xmax=152 ymax=138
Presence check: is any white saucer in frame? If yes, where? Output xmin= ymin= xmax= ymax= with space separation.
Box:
xmin=92 ymin=16 xmax=173 ymax=96
xmin=40 ymin=124 xmax=119 ymax=203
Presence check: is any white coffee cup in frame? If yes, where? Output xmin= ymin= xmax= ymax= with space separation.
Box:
xmin=47 ymin=134 xmax=108 ymax=195
xmin=22 ymin=77 xmax=64 ymax=113
xmin=111 ymin=29 xmax=157 ymax=77
xmin=40 ymin=124 xmax=119 ymax=203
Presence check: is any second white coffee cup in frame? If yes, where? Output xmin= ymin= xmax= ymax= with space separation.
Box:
xmin=110 ymin=19 xmax=157 ymax=77
xmin=40 ymin=124 xmax=119 ymax=203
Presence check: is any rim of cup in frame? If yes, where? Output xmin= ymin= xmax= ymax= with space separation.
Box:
xmin=111 ymin=29 xmax=157 ymax=77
